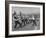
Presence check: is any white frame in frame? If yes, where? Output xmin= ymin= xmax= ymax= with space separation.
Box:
xmin=9 ymin=4 xmax=43 ymax=35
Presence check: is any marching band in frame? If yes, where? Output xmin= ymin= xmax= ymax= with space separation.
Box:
xmin=12 ymin=11 xmax=39 ymax=28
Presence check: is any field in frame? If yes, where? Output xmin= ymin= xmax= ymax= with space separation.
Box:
xmin=12 ymin=18 xmax=40 ymax=31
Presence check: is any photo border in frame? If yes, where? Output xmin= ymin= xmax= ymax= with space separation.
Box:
xmin=5 ymin=1 xmax=45 ymax=37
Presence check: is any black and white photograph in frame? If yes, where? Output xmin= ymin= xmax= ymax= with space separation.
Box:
xmin=5 ymin=1 xmax=45 ymax=37
xmin=12 ymin=7 xmax=40 ymax=31
xmin=9 ymin=4 xmax=43 ymax=35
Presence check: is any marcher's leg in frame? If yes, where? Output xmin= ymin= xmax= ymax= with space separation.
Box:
xmin=33 ymin=20 xmax=37 ymax=26
xmin=14 ymin=21 xmax=17 ymax=28
xmin=16 ymin=21 xmax=22 ymax=28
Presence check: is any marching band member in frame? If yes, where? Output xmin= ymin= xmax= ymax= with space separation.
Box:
xmin=32 ymin=15 xmax=37 ymax=26
xmin=13 ymin=12 xmax=22 ymax=28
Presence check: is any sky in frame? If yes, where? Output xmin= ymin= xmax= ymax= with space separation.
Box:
xmin=12 ymin=7 xmax=40 ymax=15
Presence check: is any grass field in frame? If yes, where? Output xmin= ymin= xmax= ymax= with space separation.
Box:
xmin=12 ymin=20 xmax=40 ymax=31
